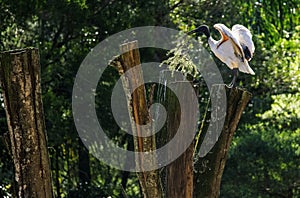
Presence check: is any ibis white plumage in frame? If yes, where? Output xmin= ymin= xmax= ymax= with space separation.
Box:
xmin=188 ymin=23 xmax=255 ymax=87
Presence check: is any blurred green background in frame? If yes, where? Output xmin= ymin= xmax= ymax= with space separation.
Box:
xmin=0 ymin=0 xmax=299 ymax=197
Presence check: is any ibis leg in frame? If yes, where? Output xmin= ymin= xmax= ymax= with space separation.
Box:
xmin=227 ymin=68 xmax=239 ymax=88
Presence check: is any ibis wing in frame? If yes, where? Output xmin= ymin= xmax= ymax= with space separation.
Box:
xmin=228 ymin=37 xmax=245 ymax=62
xmin=238 ymin=61 xmax=255 ymax=75
xmin=232 ymin=24 xmax=255 ymax=60
xmin=214 ymin=23 xmax=245 ymax=63
xmin=213 ymin=24 xmax=255 ymax=75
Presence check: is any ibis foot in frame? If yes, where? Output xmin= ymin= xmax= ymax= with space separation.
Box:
xmin=227 ymin=68 xmax=238 ymax=88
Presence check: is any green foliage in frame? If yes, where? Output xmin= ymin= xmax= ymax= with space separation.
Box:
xmin=223 ymin=93 xmax=300 ymax=197
xmin=261 ymin=93 xmax=300 ymax=130
xmin=161 ymin=36 xmax=199 ymax=77
xmin=0 ymin=0 xmax=299 ymax=197
xmin=220 ymin=24 xmax=300 ymax=197
xmin=0 ymin=90 xmax=13 ymax=196
xmin=166 ymin=0 xmax=300 ymax=197
xmin=1 ymin=0 xmax=169 ymax=196
xmin=256 ymin=26 xmax=300 ymax=93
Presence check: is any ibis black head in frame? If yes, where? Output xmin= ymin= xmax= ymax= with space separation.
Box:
xmin=188 ymin=25 xmax=210 ymax=38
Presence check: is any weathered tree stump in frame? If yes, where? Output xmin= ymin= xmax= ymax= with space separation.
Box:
xmin=111 ymin=41 xmax=252 ymax=198
xmin=160 ymin=71 xmax=198 ymax=198
xmin=194 ymin=84 xmax=252 ymax=197
xmin=113 ymin=41 xmax=162 ymax=198
xmin=0 ymin=48 xmax=53 ymax=198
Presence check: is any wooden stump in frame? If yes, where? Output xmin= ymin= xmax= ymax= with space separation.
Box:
xmin=111 ymin=41 xmax=252 ymax=198
xmin=194 ymin=84 xmax=252 ymax=198
xmin=162 ymin=71 xmax=198 ymax=198
xmin=113 ymin=41 xmax=162 ymax=198
xmin=0 ymin=48 xmax=53 ymax=198
xmin=157 ymin=70 xmax=199 ymax=198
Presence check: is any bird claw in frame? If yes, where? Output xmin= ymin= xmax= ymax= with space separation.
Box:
xmin=226 ymin=84 xmax=233 ymax=88
xmin=226 ymin=81 xmax=236 ymax=88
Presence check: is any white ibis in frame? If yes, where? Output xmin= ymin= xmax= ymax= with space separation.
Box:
xmin=188 ymin=23 xmax=255 ymax=87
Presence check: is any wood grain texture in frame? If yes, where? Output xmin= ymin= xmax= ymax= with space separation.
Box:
xmin=0 ymin=48 xmax=53 ymax=198
xmin=117 ymin=41 xmax=162 ymax=198
xmin=195 ymin=84 xmax=252 ymax=198
xmin=162 ymin=71 xmax=197 ymax=198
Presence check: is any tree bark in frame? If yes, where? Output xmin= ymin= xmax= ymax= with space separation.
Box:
xmin=194 ymin=84 xmax=252 ymax=198
xmin=111 ymin=43 xmax=252 ymax=197
xmin=111 ymin=41 xmax=162 ymax=198
xmin=159 ymin=71 xmax=197 ymax=198
xmin=0 ymin=48 xmax=53 ymax=198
